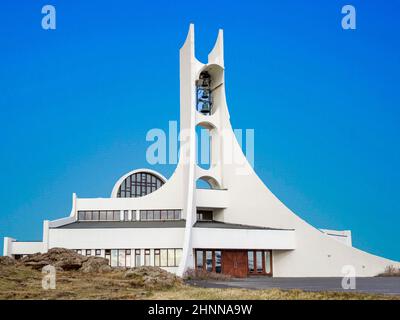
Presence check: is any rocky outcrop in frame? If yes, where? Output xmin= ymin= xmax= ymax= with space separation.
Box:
xmin=124 ymin=266 xmax=183 ymax=289
xmin=0 ymin=256 xmax=16 ymax=266
xmin=18 ymin=248 xmax=111 ymax=273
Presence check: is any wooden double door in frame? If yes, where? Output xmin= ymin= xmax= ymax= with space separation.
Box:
xmin=221 ymin=250 xmax=248 ymax=278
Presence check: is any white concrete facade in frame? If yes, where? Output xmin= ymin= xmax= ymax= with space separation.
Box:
xmin=3 ymin=25 xmax=399 ymax=277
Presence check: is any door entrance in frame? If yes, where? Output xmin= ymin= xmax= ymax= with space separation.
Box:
xmin=194 ymin=249 xmax=273 ymax=278
xmin=221 ymin=250 xmax=248 ymax=277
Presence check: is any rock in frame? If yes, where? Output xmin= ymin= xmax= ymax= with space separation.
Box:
xmin=0 ymin=256 xmax=16 ymax=266
xmin=124 ymin=266 xmax=182 ymax=289
xmin=18 ymin=248 xmax=110 ymax=272
xmin=80 ymin=257 xmax=112 ymax=273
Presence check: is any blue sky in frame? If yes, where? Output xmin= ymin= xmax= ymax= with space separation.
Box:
xmin=0 ymin=0 xmax=399 ymax=260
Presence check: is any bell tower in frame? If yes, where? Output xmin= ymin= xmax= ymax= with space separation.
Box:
xmin=177 ymin=24 xmax=229 ymax=275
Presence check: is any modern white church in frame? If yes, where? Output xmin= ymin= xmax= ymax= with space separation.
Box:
xmin=3 ymin=25 xmax=398 ymax=277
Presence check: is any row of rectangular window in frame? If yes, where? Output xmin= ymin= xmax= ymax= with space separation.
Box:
xmin=75 ymin=248 xmax=182 ymax=268
xmin=140 ymin=210 xmax=181 ymax=221
xmin=77 ymin=209 xmax=181 ymax=221
xmin=78 ymin=210 xmax=121 ymax=221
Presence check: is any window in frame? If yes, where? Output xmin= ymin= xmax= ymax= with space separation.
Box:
xmin=135 ymin=250 xmax=141 ymax=267
xmin=77 ymin=249 xmax=82 ymax=255
xmin=167 ymin=249 xmax=175 ymax=267
xmin=86 ymin=249 xmax=92 ymax=256
xmin=215 ymin=251 xmax=221 ymax=273
xmin=145 ymin=249 xmax=151 ymax=266
xmin=78 ymin=210 xmax=122 ymax=221
xmin=247 ymin=251 xmax=254 ymax=273
xmin=126 ymin=250 xmax=131 ymax=268
xmin=154 ymin=249 xmax=160 ymax=267
xmin=92 ymin=211 xmax=100 ymax=221
xmin=100 ymin=211 xmax=107 ymax=221
xmin=160 ymin=250 xmax=168 ymax=267
xmin=140 ymin=209 xmax=181 ymax=221
xmin=118 ymin=250 xmax=126 ymax=267
xmin=197 ymin=210 xmax=213 ymax=221
xmin=175 ymin=249 xmax=182 ymax=266
xmin=265 ymin=250 xmax=272 ymax=274
xmin=85 ymin=211 xmax=92 ymax=221
xmin=111 ymin=250 xmax=118 ymax=267
xmin=117 ymin=172 xmax=165 ymax=198
xmin=106 ymin=211 xmax=113 ymax=221
xmin=196 ymin=250 xmax=204 ymax=270
xmin=95 ymin=249 xmax=101 ymax=256
xmin=247 ymin=250 xmax=272 ymax=275
xmin=124 ymin=210 xmax=129 ymax=221
xmin=105 ymin=249 xmax=111 ymax=264
xmin=256 ymin=251 xmax=263 ymax=273
xmin=205 ymin=251 xmax=213 ymax=272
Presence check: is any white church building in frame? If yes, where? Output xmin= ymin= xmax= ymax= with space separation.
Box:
xmin=3 ymin=25 xmax=399 ymax=277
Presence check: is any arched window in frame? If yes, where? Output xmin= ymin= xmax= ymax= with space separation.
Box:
xmin=117 ymin=172 xmax=164 ymax=198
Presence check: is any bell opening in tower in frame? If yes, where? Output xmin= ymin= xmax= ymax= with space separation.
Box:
xmin=196 ymin=71 xmax=212 ymax=115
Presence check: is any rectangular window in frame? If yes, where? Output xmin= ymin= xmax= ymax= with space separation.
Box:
xmin=174 ymin=210 xmax=181 ymax=220
xmin=147 ymin=210 xmax=154 ymax=221
xmin=106 ymin=211 xmax=114 ymax=221
xmin=154 ymin=249 xmax=160 ymax=267
xmin=77 ymin=249 xmax=82 ymax=255
xmin=78 ymin=211 xmax=85 ymax=221
xmin=124 ymin=210 xmax=129 ymax=221
xmin=111 ymin=249 xmax=118 ymax=267
xmin=160 ymin=249 xmax=168 ymax=267
xmin=248 ymin=251 xmax=254 ymax=273
xmin=145 ymin=249 xmax=150 ymax=266
xmin=265 ymin=250 xmax=271 ymax=274
xmin=215 ymin=250 xmax=221 ymax=273
xmin=167 ymin=249 xmax=175 ymax=267
xmin=105 ymin=249 xmax=111 ymax=264
xmin=92 ymin=211 xmax=99 ymax=221
xmin=175 ymin=249 xmax=182 ymax=266
xmin=135 ymin=249 xmax=141 ymax=267
xmin=154 ymin=210 xmax=161 ymax=220
xmin=196 ymin=250 xmax=203 ymax=270
xmin=86 ymin=249 xmax=92 ymax=256
xmin=140 ymin=211 xmax=147 ymax=221
xmin=256 ymin=251 xmax=263 ymax=273
xmin=118 ymin=249 xmax=126 ymax=267
xmin=100 ymin=211 xmax=107 ymax=221
xmin=113 ymin=211 xmax=120 ymax=221
xmin=95 ymin=249 xmax=101 ymax=256
xmin=167 ymin=210 xmax=174 ymax=220
xmin=85 ymin=211 xmax=92 ymax=221
xmin=161 ymin=210 xmax=168 ymax=220
xmin=205 ymin=251 xmax=213 ymax=272
xmin=126 ymin=249 xmax=131 ymax=268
